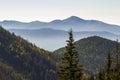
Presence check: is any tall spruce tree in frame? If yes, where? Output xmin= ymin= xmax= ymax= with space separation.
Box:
xmin=58 ymin=30 xmax=83 ymax=80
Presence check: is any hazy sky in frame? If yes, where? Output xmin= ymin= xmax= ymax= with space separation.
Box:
xmin=0 ymin=0 xmax=120 ymax=25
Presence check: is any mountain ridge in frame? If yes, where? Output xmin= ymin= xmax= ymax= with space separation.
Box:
xmin=1 ymin=16 xmax=119 ymax=26
xmin=9 ymin=28 xmax=119 ymax=51
xmin=1 ymin=16 xmax=120 ymax=51
xmin=53 ymin=36 xmax=117 ymax=75
xmin=0 ymin=16 xmax=120 ymax=30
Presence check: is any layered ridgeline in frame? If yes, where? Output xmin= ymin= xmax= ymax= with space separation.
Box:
xmin=2 ymin=16 xmax=119 ymax=51
xmin=1 ymin=16 xmax=120 ymax=35
xmin=53 ymin=36 xmax=117 ymax=75
xmin=9 ymin=28 xmax=119 ymax=51
xmin=0 ymin=26 xmax=57 ymax=80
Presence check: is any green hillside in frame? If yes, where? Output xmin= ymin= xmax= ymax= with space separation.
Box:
xmin=0 ymin=61 xmax=26 ymax=80
xmin=0 ymin=25 xmax=119 ymax=79
xmin=0 ymin=26 xmax=57 ymax=80
xmin=53 ymin=36 xmax=116 ymax=75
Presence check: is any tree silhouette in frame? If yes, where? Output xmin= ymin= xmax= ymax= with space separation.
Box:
xmin=58 ymin=29 xmax=83 ymax=80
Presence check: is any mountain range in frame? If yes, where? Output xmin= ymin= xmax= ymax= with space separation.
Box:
xmin=0 ymin=16 xmax=120 ymax=51
xmin=1 ymin=16 xmax=120 ymax=34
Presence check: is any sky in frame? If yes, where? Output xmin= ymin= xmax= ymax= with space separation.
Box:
xmin=0 ymin=0 xmax=120 ymax=25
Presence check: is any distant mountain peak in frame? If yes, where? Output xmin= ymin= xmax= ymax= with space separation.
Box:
xmin=69 ymin=16 xmax=81 ymax=19
xmin=63 ymin=16 xmax=85 ymax=22
xmin=68 ymin=16 xmax=84 ymax=20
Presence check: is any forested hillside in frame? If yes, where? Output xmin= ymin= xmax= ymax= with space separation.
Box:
xmin=0 ymin=26 xmax=57 ymax=80
xmin=0 ymin=25 xmax=119 ymax=80
xmin=53 ymin=36 xmax=117 ymax=75
xmin=0 ymin=61 xmax=26 ymax=80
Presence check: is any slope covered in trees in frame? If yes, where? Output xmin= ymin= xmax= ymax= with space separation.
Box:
xmin=0 ymin=26 xmax=57 ymax=80
xmin=0 ymin=61 xmax=26 ymax=80
xmin=53 ymin=36 xmax=117 ymax=75
xmin=90 ymin=40 xmax=120 ymax=80
xmin=0 ymin=25 xmax=119 ymax=80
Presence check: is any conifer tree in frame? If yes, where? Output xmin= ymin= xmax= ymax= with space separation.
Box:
xmin=58 ymin=30 xmax=83 ymax=80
